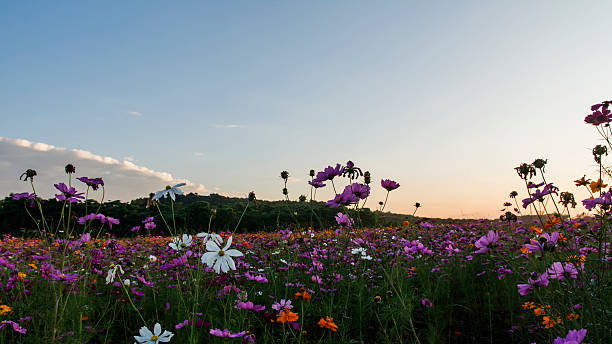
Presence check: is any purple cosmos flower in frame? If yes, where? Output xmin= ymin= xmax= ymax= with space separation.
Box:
xmin=342 ymin=160 xmax=363 ymax=179
xmin=582 ymin=191 xmax=612 ymax=210
xmin=547 ymin=262 xmax=578 ymax=281
xmin=12 ymin=192 xmax=36 ymax=201
xmin=381 ymin=179 xmax=400 ymax=191
xmin=0 ymin=321 xmax=26 ymax=334
xmin=145 ymin=221 xmax=156 ymax=230
xmin=553 ymin=328 xmax=587 ymax=344
xmin=344 ymin=183 xmax=370 ymax=199
xmin=585 ymin=101 xmax=612 ymax=125
xmin=209 ymin=328 xmax=246 ymax=338
xmin=54 ymin=183 xmax=85 ymax=203
xmin=524 ymin=232 xmax=559 ymax=253
xmin=314 ymin=164 xmax=343 ymax=182
xmin=308 ymin=180 xmax=326 ymax=188
xmin=516 ymin=272 xmax=549 ymax=296
xmin=335 ymin=212 xmax=354 ymax=227
xmin=142 ymin=217 xmax=155 ymax=223
xmin=421 ymin=298 xmax=433 ymax=308
xmin=236 ymin=301 xmax=265 ymax=312
xmin=272 ymin=299 xmax=293 ymax=311
xmin=77 ymin=177 xmax=104 ymax=191
xmin=326 ymin=190 xmax=359 ymax=208
xmin=474 ymin=230 xmax=499 ymax=253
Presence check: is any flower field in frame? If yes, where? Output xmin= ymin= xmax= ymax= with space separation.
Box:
xmin=1 ymin=100 xmax=611 ymax=343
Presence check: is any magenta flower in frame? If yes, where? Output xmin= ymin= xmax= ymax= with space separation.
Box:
xmin=77 ymin=177 xmax=104 ymax=190
xmin=547 ymin=262 xmax=578 ymax=281
xmin=308 ymin=180 xmax=326 ymax=188
xmin=553 ymin=328 xmax=587 ymax=344
xmin=314 ymin=164 xmax=343 ymax=183
xmin=517 ymin=272 xmax=549 ymax=296
xmin=381 ymin=179 xmax=400 ymax=191
xmin=0 ymin=320 xmax=26 ymax=334
xmin=474 ymin=230 xmax=499 ymax=253
xmin=344 ymin=183 xmax=370 ymax=199
xmin=335 ymin=212 xmax=354 ymax=227
xmin=236 ymin=301 xmax=265 ymax=312
xmin=421 ymin=298 xmax=433 ymax=307
xmin=271 ymin=299 xmax=293 ymax=311
xmin=54 ymin=183 xmax=85 ymax=203
xmin=209 ymin=328 xmax=246 ymax=338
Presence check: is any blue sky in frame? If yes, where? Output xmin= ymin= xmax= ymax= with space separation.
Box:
xmin=2 ymin=1 xmax=612 ymax=218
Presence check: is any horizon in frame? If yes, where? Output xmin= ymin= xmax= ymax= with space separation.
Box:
xmin=2 ymin=1 xmax=612 ymax=218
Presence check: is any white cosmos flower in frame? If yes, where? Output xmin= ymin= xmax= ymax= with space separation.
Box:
xmin=168 ymin=234 xmax=192 ymax=251
xmin=152 ymin=183 xmax=186 ymax=201
xmin=196 ymin=232 xmax=223 ymax=245
xmin=148 ymin=255 xmax=157 ymax=262
xmin=201 ymin=236 xmax=243 ymax=274
xmin=105 ymin=264 xmax=124 ymax=284
xmin=133 ymin=323 xmax=173 ymax=344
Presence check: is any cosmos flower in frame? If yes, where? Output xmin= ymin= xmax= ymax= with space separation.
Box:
xmin=0 ymin=320 xmax=26 ymax=334
xmin=271 ymin=299 xmax=293 ymax=311
xmin=236 ymin=301 xmax=265 ymax=312
xmin=317 ymin=316 xmax=338 ymax=331
xmin=54 ymin=183 xmax=85 ymax=203
xmin=105 ymin=264 xmax=125 ymax=284
xmin=77 ymin=177 xmax=104 ymax=191
xmin=342 ymin=160 xmax=363 ymax=179
xmin=308 ymin=180 xmax=326 ymax=188
xmin=553 ymin=329 xmax=587 ymax=344
xmin=335 ymin=212 xmax=354 ymax=227
xmin=547 ymin=262 xmax=578 ymax=281
xmin=196 ymin=232 xmax=223 ymax=245
xmin=209 ymin=328 xmax=246 ymax=338
xmin=169 ymin=234 xmax=193 ymax=251
xmin=134 ymin=323 xmax=174 ymax=344
xmin=474 ymin=230 xmax=499 ymax=253
xmin=344 ymin=183 xmax=370 ymax=199
xmin=152 ymin=183 xmax=186 ymax=201
xmin=380 ymin=179 xmax=400 ymax=191
xmin=201 ymin=236 xmax=243 ymax=274
xmin=314 ymin=164 xmax=343 ymax=183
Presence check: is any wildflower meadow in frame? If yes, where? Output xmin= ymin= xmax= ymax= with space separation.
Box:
xmin=1 ymin=100 xmax=611 ymax=343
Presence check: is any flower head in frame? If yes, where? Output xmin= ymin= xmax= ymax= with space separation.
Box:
xmin=54 ymin=183 xmax=85 ymax=203
xmin=169 ymin=234 xmax=193 ymax=251
xmin=474 ymin=230 xmax=499 ymax=253
xmin=201 ymin=236 xmax=243 ymax=273
xmin=153 ymin=183 xmax=186 ymax=201
xmin=381 ymin=179 xmax=400 ymax=191
xmin=317 ymin=316 xmax=338 ymax=331
xmin=134 ymin=323 xmax=173 ymax=344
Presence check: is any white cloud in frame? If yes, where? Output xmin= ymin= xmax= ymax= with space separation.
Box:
xmin=194 ymin=152 xmax=204 ymax=157
xmin=213 ymin=124 xmax=245 ymax=128
xmin=123 ymin=156 xmax=135 ymax=162
xmin=0 ymin=137 xmax=207 ymax=200
xmin=127 ymin=111 xmax=142 ymax=116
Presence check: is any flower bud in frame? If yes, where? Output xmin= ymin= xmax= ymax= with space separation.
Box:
xmin=65 ymin=164 xmax=76 ymax=174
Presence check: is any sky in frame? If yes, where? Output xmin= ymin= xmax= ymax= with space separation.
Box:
xmin=1 ymin=1 xmax=612 ymax=218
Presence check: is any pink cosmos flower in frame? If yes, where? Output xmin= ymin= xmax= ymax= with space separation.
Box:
xmin=474 ymin=230 xmax=499 ymax=253
xmin=547 ymin=262 xmax=578 ymax=281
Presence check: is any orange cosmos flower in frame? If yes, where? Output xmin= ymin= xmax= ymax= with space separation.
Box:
xmin=542 ymin=315 xmax=560 ymax=328
xmin=533 ymin=307 xmax=546 ymax=316
xmin=317 ymin=316 xmax=338 ymax=331
xmin=277 ymin=311 xmax=299 ymax=323
xmin=566 ymin=313 xmax=579 ymax=321
xmin=590 ymin=179 xmax=607 ymax=193
xmin=522 ymin=301 xmax=535 ymax=310
xmin=295 ymin=289 xmax=311 ymax=301
xmin=574 ymin=175 xmax=590 ymax=187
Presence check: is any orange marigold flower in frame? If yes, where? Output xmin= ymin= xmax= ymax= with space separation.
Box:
xmin=522 ymin=301 xmax=536 ymax=310
xmin=317 ymin=316 xmax=338 ymax=331
xmin=574 ymin=175 xmax=590 ymax=187
xmin=542 ymin=315 xmax=561 ymax=328
xmin=277 ymin=311 xmax=299 ymax=323
xmin=590 ymin=179 xmax=607 ymax=193
xmin=533 ymin=307 xmax=546 ymax=316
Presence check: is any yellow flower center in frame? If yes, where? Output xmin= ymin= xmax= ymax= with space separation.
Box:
xmin=218 ymin=249 xmax=225 ymax=256
xmin=150 ymin=335 xmax=159 ymax=341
